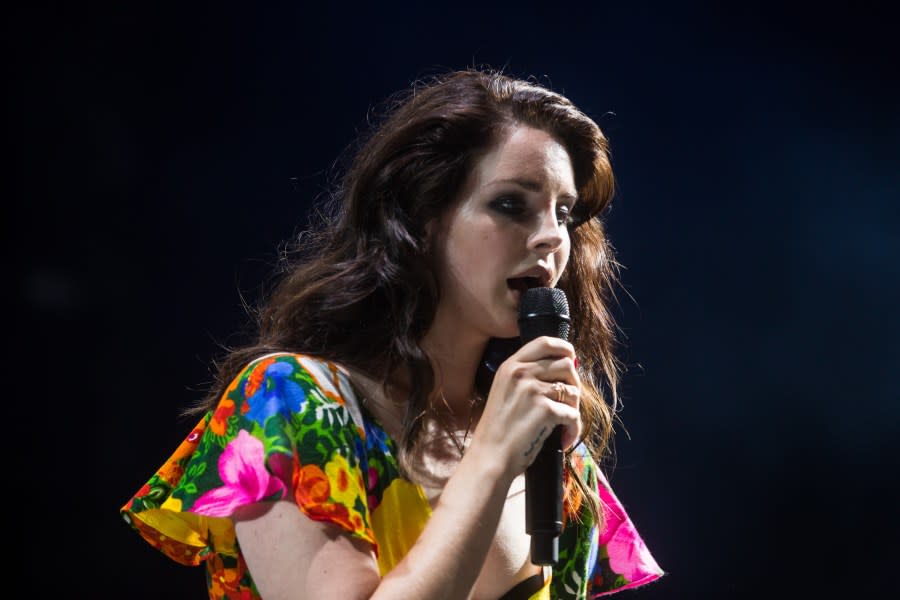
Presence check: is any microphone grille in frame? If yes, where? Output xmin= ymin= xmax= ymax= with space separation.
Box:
xmin=520 ymin=287 xmax=569 ymax=318
xmin=518 ymin=287 xmax=570 ymax=343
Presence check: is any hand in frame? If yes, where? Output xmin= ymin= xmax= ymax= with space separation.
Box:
xmin=470 ymin=336 xmax=581 ymax=477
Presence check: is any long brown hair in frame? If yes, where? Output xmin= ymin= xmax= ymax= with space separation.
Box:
xmin=194 ymin=69 xmax=622 ymax=523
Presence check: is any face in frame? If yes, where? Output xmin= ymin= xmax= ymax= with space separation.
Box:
xmin=429 ymin=124 xmax=577 ymax=341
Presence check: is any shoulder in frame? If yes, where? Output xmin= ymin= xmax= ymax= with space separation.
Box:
xmin=121 ymin=352 xmax=381 ymax=572
xmin=223 ymin=352 xmax=366 ymax=430
xmin=231 ymin=352 xmax=350 ymax=397
xmin=156 ymin=352 xmax=371 ymax=519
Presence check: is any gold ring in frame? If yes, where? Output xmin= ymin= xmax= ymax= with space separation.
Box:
xmin=552 ymin=382 xmax=566 ymax=403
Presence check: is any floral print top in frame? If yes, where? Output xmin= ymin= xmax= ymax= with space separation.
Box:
xmin=121 ymin=353 xmax=663 ymax=599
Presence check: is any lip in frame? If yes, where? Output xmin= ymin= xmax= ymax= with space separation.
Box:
xmin=509 ymin=265 xmax=553 ymax=288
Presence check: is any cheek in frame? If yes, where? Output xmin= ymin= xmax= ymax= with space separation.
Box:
xmin=443 ymin=234 xmax=485 ymax=284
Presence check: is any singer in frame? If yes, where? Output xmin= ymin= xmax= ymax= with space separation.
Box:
xmin=121 ymin=69 xmax=662 ymax=599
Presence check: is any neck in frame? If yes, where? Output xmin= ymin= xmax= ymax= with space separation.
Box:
xmin=418 ymin=316 xmax=489 ymax=427
xmin=343 ymin=331 xmax=489 ymax=437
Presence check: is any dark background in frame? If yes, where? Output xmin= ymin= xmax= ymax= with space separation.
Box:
xmin=9 ymin=1 xmax=898 ymax=598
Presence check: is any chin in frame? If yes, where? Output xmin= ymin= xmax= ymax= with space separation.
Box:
xmin=491 ymin=315 xmax=521 ymax=340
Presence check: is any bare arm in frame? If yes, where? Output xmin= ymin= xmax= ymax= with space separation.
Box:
xmin=233 ymin=442 xmax=513 ymax=600
xmin=233 ymin=500 xmax=381 ymax=600
xmin=234 ymin=337 xmax=581 ymax=600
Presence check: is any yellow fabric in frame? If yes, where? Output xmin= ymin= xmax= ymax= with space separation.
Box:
xmin=370 ymin=478 xmax=552 ymax=598
xmin=370 ymin=477 xmax=432 ymax=575
xmin=131 ymin=505 xmax=238 ymax=554
xmin=131 ymin=508 xmax=209 ymax=549
xmin=530 ymin=570 xmax=552 ymax=600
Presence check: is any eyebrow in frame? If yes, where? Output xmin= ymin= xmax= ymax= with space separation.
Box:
xmin=488 ymin=177 xmax=578 ymax=201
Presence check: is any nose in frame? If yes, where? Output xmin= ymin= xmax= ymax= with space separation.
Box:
xmin=527 ymin=207 xmax=565 ymax=255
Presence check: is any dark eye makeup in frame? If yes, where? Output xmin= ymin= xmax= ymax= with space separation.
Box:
xmin=489 ymin=193 xmax=576 ymax=227
xmin=489 ymin=194 xmax=527 ymax=218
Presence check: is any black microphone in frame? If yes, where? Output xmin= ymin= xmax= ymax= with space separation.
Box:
xmin=519 ymin=287 xmax=570 ymax=566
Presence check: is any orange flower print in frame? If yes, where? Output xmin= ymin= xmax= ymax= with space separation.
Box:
xmin=294 ymin=463 xmax=331 ymax=505
xmin=292 ymin=455 xmax=370 ymax=538
xmin=244 ymin=357 xmax=277 ymax=398
xmin=210 ymin=398 xmax=235 ymax=436
xmin=308 ymin=500 xmax=354 ymax=531
xmin=207 ymin=554 xmax=242 ymax=598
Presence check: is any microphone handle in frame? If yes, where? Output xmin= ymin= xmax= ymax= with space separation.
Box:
xmin=518 ymin=287 xmax=570 ymax=566
xmin=525 ymin=425 xmax=563 ymax=565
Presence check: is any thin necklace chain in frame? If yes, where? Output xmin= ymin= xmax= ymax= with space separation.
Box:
xmin=352 ymin=374 xmax=481 ymax=459
xmin=431 ymin=390 xmax=482 ymax=457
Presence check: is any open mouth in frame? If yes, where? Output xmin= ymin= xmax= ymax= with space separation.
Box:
xmin=506 ymin=276 xmax=544 ymax=292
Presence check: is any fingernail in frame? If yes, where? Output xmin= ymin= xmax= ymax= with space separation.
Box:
xmin=574 ymin=357 xmax=579 ymax=368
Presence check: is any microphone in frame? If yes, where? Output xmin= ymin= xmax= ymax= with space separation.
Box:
xmin=519 ymin=287 xmax=570 ymax=566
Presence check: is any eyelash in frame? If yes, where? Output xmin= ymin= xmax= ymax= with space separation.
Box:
xmin=490 ymin=195 xmax=575 ymax=227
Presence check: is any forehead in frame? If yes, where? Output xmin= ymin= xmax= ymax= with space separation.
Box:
xmin=471 ymin=125 xmax=576 ymax=191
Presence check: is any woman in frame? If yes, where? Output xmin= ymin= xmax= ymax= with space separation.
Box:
xmin=121 ymin=69 xmax=662 ymax=599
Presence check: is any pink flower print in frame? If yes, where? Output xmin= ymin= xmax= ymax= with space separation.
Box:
xmin=596 ymin=471 xmax=663 ymax=585
xmin=367 ymin=467 xmax=381 ymax=510
xmin=603 ymin=518 xmax=657 ymax=583
xmin=191 ymin=430 xmax=286 ymax=517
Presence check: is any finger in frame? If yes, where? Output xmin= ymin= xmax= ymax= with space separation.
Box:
xmin=543 ymin=400 xmax=582 ymax=451
xmin=545 ymin=381 xmax=579 ymax=409
xmin=534 ymin=356 xmax=580 ymax=386
xmin=514 ymin=336 xmax=575 ymax=362
xmin=560 ymin=424 xmax=582 ymax=452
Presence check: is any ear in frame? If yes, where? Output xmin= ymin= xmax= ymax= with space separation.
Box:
xmin=423 ymin=217 xmax=438 ymax=249
xmin=422 ymin=211 xmax=449 ymax=255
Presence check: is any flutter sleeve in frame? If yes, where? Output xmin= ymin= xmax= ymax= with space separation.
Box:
xmin=553 ymin=445 xmax=664 ymax=599
xmin=588 ymin=466 xmax=664 ymax=596
xmin=120 ymin=353 xmax=376 ymax=570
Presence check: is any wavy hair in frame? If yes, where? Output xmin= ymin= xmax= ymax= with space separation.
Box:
xmin=195 ymin=69 xmax=622 ymax=524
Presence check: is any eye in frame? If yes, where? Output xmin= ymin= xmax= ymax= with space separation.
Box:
xmin=489 ymin=194 xmax=527 ymax=219
xmin=557 ymin=204 xmax=575 ymax=227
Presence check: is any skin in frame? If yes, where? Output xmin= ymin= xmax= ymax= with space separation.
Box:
xmin=233 ymin=124 xmax=583 ymax=600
